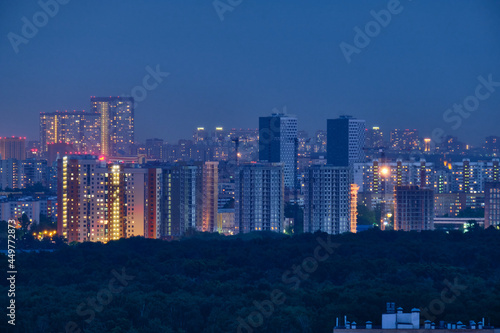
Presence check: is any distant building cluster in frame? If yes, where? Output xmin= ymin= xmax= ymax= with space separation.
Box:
xmin=0 ymin=196 xmax=57 ymax=225
xmin=39 ymin=97 xmax=134 ymax=158
xmin=354 ymin=158 xmax=500 ymax=230
xmin=2 ymin=95 xmax=500 ymax=242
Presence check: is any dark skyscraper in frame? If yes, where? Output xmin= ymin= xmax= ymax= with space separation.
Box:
xmin=259 ymin=113 xmax=298 ymax=189
xmin=327 ymin=116 xmax=365 ymax=166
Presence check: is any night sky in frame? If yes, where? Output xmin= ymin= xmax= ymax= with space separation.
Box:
xmin=1 ymin=0 xmax=499 ymax=145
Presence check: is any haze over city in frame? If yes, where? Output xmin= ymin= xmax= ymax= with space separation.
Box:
xmin=1 ymin=0 xmax=500 ymax=144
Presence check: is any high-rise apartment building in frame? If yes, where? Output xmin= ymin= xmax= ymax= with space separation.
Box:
xmin=365 ymin=126 xmax=384 ymax=149
xmin=314 ymin=130 xmax=327 ymax=153
xmin=39 ymin=112 xmax=57 ymax=154
xmin=161 ymin=163 xmax=204 ymax=237
xmin=39 ymin=111 xmax=100 ymax=154
xmin=123 ymin=167 xmax=149 ymax=239
xmin=0 ymin=159 xmax=49 ymax=190
xmin=390 ymin=129 xmax=419 ymax=151
xmin=304 ymin=165 xmax=354 ymax=234
xmin=484 ymin=136 xmax=500 ymax=156
xmin=394 ymin=185 xmax=434 ymax=231
xmin=355 ymin=158 xmax=500 ymax=197
xmin=0 ymin=199 xmax=45 ymax=225
xmin=327 ymin=116 xmax=365 ymax=166
xmin=438 ymin=135 xmax=466 ymax=154
xmin=0 ymin=137 xmax=26 ymax=160
xmin=57 ymin=155 xmax=105 ymax=243
xmin=57 ymin=155 xmax=150 ymax=243
xmin=202 ymin=161 xmax=219 ymax=232
xmin=145 ymin=138 xmax=164 ymax=160
xmin=145 ymin=168 xmax=162 ymax=239
xmin=235 ymin=163 xmax=284 ymax=233
xmin=213 ymin=127 xmax=226 ymax=143
xmin=0 ymin=159 xmax=20 ymax=190
xmin=484 ymin=181 xmax=500 ymax=228
xmin=259 ymin=113 xmax=298 ymax=189
xmin=20 ymin=159 xmax=47 ymax=188
xmin=350 ymin=183 xmax=359 ymax=233
xmin=107 ymin=164 xmax=127 ymax=241
xmin=449 ymin=159 xmax=499 ymax=193
xmin=91 ymin=97 xmax=134 ymax=156
xmin=355 ymin=159 xmax=434 ymax=194
xmin=193 ymin=127 xmax=209 ymax=143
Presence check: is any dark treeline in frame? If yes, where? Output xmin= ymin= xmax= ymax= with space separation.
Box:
xmin=1 ymin=229 xmax=500 ymax=333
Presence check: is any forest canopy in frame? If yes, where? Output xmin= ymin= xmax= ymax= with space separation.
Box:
xmin=1 ymin=228 xmax=499 ymax=333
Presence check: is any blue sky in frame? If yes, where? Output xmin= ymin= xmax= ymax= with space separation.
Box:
xmin=1 ymin=0 xmax=499 ymax=145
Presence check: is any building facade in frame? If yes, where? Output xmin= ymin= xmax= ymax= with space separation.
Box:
xmin=57 ymin=155 xmax=150 ymax=243
xmin=394 ymin=185 xmax=434 ymax=231
xmin=304 ymin=165 xmax=354 ymax=234
xmin=0 ymin=137 xmax=26 ymax=160
xmin=484 ymin=181 xmax=500 ymax=228
xmin=327 ymin=116 xmax=365 ymax=167
xmin=145 ymin=168 xmax=163 ymax=239
xmin=365 ymin=126 xmax=384 ymax=149
xmin=390 ymin=129 xmax=419 ymax=151
xmin=235 ymin=163 xmax=284 ymax=233
xmin=39 ymin=111 xmax=100 ymax=155
xmin=259 ymin=113 xmax=298 ymax=189
xmin=160 ymin=163 xmax=203 ymax=237
xmin=202 ymin=161 xmax=219 ymax=232
xmin=90 ymin=97 xmax=134 ymax=156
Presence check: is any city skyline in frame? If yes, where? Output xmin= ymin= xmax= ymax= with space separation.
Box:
xmin=2 ymin=2 xmax=500 ymax=332
xmin=1 ymin=1 xmax=500 ymax=144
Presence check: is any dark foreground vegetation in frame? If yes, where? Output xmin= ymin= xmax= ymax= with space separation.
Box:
xmin=1 ymin=229 xmax=500 ymax=333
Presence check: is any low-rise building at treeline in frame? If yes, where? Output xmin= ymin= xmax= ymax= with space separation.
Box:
xmin=333 ymin=303 xmax=497 ymax=333
xmin=57 ymin=155 xmax=219 ymax=243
